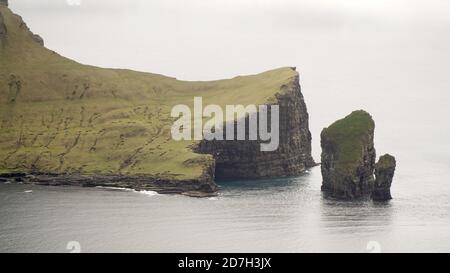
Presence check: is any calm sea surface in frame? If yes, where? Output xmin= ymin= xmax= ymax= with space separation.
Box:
xmin=1 ymin=156 xmax=450 ymax=252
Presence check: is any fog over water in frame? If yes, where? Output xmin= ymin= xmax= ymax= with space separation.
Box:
xmin=1 ymin=0 xmax=449 ymax=252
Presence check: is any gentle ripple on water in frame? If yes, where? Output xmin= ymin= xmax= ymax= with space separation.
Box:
xmin=1 ymin=164 xmax=450 ymax=252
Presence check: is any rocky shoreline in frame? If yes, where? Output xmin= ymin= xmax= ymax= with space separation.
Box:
xmin=0 ymin=171 xmax=218 ymax=197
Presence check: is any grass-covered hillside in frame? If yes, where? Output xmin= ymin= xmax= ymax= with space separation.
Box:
xmin=0 ymin=5 xmax=298 ymax=183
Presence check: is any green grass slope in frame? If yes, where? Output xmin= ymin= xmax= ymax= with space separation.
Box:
xmin=0 ymin=6 xmax=297 ymax=182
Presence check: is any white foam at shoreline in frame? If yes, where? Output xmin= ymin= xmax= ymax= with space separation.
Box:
xmin=96 ymin=186 xmax=134 ymax=191
xmin=139 ymin=190 xmax=159 ymax=196
xmin=96 ymin=186 xmax=159 ymax=196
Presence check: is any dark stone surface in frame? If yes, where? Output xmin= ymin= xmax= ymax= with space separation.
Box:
xmin=195 ymin=72 xmax=316 ymax=179
xmin=372 ymin=154 xmax=396 ymax=201
xmin=0 ymin=11 xmax=6 ymax=44
xmin=32 ymin=33 xmax=44 ymax=46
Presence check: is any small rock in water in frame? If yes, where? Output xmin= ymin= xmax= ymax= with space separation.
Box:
xmin=372 ymin=154 xmax=396 ymax=201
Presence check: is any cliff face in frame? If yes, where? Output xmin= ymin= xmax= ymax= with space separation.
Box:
xmin=0 ymin=11 xmax=6 ymax=46
xmin=0 ymin=6 xmax=315 ymax=196
xmin=372 ymin=154 xmax=396 ymax=201
xmin=321 ymin=110 xmax=376 ymax=199
xmin=195 ymin=75 xmax=315 ymax=179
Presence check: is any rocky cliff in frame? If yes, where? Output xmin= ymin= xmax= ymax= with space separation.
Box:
xmin=195 ymin=75 xmax=315 ymax=178
xmin=321 ymin=110 xmax=376 ymax=199
xmin=0 ymin=6 xmax=315 ymax=196
xmin=0 ymin=9 xmax=6 ymax=46
xmin=372 ymin=154 xmax=396 ymax=201
xmin=321 ymin=110 xmax=398 ymax=201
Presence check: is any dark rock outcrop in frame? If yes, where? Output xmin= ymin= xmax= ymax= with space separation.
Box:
xmin=32 ymin=34 xmax=44 ymax=46
xmin=0 ymin=11 xmax=6 ymax=45
xmin=195 ymin=72 xmax=316 ymax=179
xmin=372 ymin=154 xmax=396 ymax=201
xmin=0 ymin=6 xmax=44 ymax=47
xmin=321 ymin=110 xmax=376 ymax=199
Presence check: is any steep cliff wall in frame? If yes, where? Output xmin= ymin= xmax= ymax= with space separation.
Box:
xmin=0 ymin=10 xmax=6 ymax=46
xmin=195 ymin=74 xmax=315 ymax=179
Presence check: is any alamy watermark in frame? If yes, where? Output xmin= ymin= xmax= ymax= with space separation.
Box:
xmin=171 ymin=97 xmax=279 ymax=151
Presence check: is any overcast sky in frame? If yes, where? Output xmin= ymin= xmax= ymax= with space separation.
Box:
xmin=7 ymin=0 xmax=450 ymax=160
xmin=9 ymin=0 xmax=450 ymax=79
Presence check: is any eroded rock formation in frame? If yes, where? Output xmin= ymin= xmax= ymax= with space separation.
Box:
xmin=372 ymin=154 xmax=396 ymax=201
xmin=321 ymin=110 xmax=397 ymax=201
xmin=195 ymin=73 xmax=315 ymax=179
xmin=32 ymin=34 xmax=44 ymax=46
xmin=0 ymin=11 xmax=6 ymax=46
xmin=321 ymin=110 xmax=376 ymax=199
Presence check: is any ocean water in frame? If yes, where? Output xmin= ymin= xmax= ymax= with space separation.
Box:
xmin=1 ymin=156 xmax=450 ymax=253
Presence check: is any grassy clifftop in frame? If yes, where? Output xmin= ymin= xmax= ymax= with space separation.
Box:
xmin=321 ymin=110 xmax=375 ymax=173
xmin=0 ymin=6 xmax=298 ymax=183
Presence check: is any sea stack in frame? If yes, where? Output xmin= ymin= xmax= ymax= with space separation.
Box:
xmin=320 ymin=110 xmax=376 ymax=199
xmin=372 ymin=154 xmax=396 ymax=201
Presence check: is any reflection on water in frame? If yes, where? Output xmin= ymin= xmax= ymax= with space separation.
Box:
xmin=1 ymin=164 xmax=449 ymax=253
